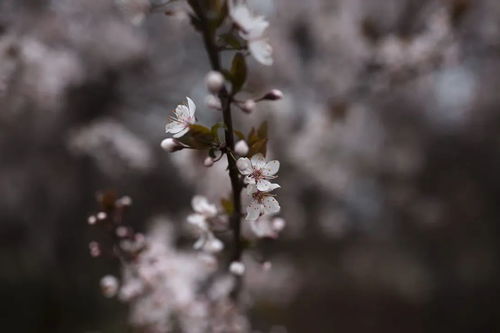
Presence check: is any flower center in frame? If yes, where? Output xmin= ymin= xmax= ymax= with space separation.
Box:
xmin=251 ymin=169 xmax=263 ymax=180
xmin=252 ymin=190 xmax=266 ymax=203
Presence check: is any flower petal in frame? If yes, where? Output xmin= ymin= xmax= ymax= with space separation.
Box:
xmin=236 ymin=157 xmax=253 ymax=175
xmin=244 ymin=175 xmax=256 ymax=185
xmin=187 ymin=213 xmax=207 ymax=230
xmin=246 ymin=184 xmax=258 ymax=195
xmin=175 ymin=104 xmax=190 ymax=119
xmin=249 ymin=39 xmax=273 ymax=66
xmin=262 ymin=196 xmax=280 ymax=215
xmin=192 ymin=195 xmax=217 ymax=217
xmin=250 ymin=218 xmax=276 ymax=238
xmin=165 ymin=121 xmax=185 ymax=134
xmin=263 ymin=160 xmax=280 ymax=176
xmin=172 ymin=126 xmax=189 ymax=138
xmin=256 ymin=179 xmax=273 ymax=191
xmin=186 ymin=97 xmax=196 ymax=118
xmin=245 ymin=199 xmax=262 ymax=221
xmin=193 ymin=235 xmax=206 ymax=250
xmin=266 ymin=183 xmax=281 ymax=191
xmin=204 ymin=234 xmax=224 ymax=253
xmin=251 ymin=153 xmax=266 ymax=169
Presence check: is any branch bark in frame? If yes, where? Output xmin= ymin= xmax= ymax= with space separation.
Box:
xmin=193 ymin=2 xmax=244 ymax=299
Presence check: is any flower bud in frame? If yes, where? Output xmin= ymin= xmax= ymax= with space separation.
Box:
xmin=89 ymin=241 xmax=101 ymax=257
xmin=229 ymin=261 xmax=245 ymax=275
xmin=241 ymin=99 xmax=256 ymax=114
xmin=204 ymin=95 xmax=222 ymax=110
xmin=272 ymin=217 xmax=286 ymax=232
xmin=262 ymin=89 xmax=284 ymax=101
xmin=100 ymin=275 xmax=119 ymax=298
xmin=205 ymin=71 xmax=225 ymax=94
xmin=116 ymin=226 xmax=128 ymax=238
xmin=161 ymin=138 xmax=182 ymax=152
xmin=117 ymin=196 xmax=132 ymax=207
xmin=97 ymin=212 xmax=107 ymax=220
xmin=262 ymin=261 xmax=272 ymax=271
xmin=234 ymin=140 xmax=249 ymax=156
xmin=87 ymin=215 xmax=97 ymax=225
xmin=204 ymin=156 xmax=214 ymax=167
xmin=236 ymin=157 xmax=252 ymax=172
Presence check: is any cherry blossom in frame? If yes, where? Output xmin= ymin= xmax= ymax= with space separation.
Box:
xmin=187 ymin=196 xmax=223 ymax=253
xmin=100 ymin=275 xmax=119 ymax=298
xmin=249 ymin=216 xmax=286 ymax=239
xmin=245 ymin=184 xmax=280 ymax=221
xmin=229 ymin=0 xmax=273 ymax=66
xmin=237 ymin=153 xmax=280 ymax=191
xmin=229 ymin=261 xmax=245 ymax=275
xmin=165 ymin=97 xmax=196 ymax=138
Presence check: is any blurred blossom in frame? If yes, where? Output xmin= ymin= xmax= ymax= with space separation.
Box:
xmin=68 ymin=118 xmax=154 ymax=174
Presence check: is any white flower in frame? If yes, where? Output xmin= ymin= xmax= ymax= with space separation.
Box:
xmin=100 ymin=275 xmax=119 ymax=298
xmin=187 ymin=196 xmax=223 ymax=253
xmin=229 ymin=261 xmax=245 ymax=275
xmin=229 ymin=0 xmax=273 ymax=66
xmin=237 ymin=153 xmax=280 ymax=191
xmin=165 ymin=97 xmax=196 ymax=138
xmin=234 ymin=140 xmax=249 ymax=156
xmin=249 ymin=216 xmax=286 ymax=239
xmin=245 ymin=184 xmax=280 ymax=221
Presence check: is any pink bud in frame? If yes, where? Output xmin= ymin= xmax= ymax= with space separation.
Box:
xmin=89 ymin=241 xmax=101 ymax=257
xmin=97 ymin=212 xmax=107 ymax=220
xmin=204 ymin=156 xmax=214 ymax=167
xmin=262 ymin=89 xmax=284 ymax=101
xmin=87 ymin=215 xmax=97 ymax=225
xmin=100 ymin=275 xmax=119 ymax=298
xmin=116 ymin=226 xmax=128 ymax=238
xmin=241 ymin=99 xmax=256 ymax=114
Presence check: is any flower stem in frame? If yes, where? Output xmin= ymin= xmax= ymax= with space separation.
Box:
xmin=193 ymin=2 xmax=244 ymax=299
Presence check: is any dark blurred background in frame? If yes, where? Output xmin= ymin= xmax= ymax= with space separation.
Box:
xmin=1 ymin=0 xmax=500 ymax=332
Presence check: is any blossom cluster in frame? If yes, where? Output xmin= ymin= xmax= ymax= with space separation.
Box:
xmin=89 ymin=0 xmax=285 ymax=331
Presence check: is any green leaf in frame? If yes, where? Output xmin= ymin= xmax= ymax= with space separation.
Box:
xmin=213 ymin=0 xmax=228 ymax=28
xmin=220 ymin=197 xmax=234 ymax=215
xmin=177 ymin=124 xmax=215 ymax=149
xmin=234 ymin=130 xmax=245 ymax=141
xmin=257 ymin=121 xmax=268 ymax=140
xmin=219 ymin=33 xmax=244 ymax=50
xmin=230 ymin=52 xmax=247 ymax=93
xmin=248 ymin=138 xmax=268 ymax=157
xmin=211 ymin=122 xmax=227 ymax=139
xmin=247 ymin=127 xmax=258 ymax=146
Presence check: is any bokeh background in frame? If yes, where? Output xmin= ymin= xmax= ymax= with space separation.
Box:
xmin=2 ymin=0 xmax=500 ymax=332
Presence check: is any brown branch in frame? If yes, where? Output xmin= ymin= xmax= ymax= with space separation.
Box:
xmin=193 ymin=1 xmax=244 ymax=299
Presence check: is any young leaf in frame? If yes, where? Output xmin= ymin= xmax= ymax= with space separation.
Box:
xmin=177 ymin=124 xmax=215 ymax=149
xmin=211 ymin=122 xmax=227 ymax=143
xmin=248 ymin=138 xmax=268 ymax=157
xmin=257 ymin=121 xmax=268 ymax=140
xmin=219 ymin=33 xmax=244 ymax=50
xmin=220 ymin=197 xmax=234 ymax=215
xmin=230 ymin=52 xmax=247 ymax=93
xmin=234 ymin=130 xmax=245 ymax=141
